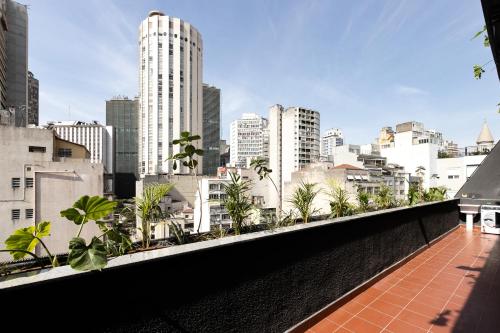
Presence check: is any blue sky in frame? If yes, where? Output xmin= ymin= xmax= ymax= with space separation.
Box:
xmin=25 ymin=0 xmax=499 ymax=146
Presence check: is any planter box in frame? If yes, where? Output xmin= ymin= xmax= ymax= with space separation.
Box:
xmin=0 ymin=200 xmax=459 ymax=332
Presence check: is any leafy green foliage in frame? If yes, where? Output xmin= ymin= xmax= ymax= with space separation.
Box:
xmin=250 ymin=157 xmax=272 ymax=180
xmin=61 ymin=195 xmax=117 ymax=225
xmin=222 ymin=173 xmax=253 ymax=235
xmin=328 ymin=184 xmax=353 ymax=218
xmin=473 ymin=64 xmax=485 ymax=80
xmin=423 ymin=187 xmax=447 ymax=202
xmin=408 ymin=184 xmax=421 ymax=206
xmin=169 ymin=221 xmax=188 ymax=245
xmin=250 ymin=157 xmax=282 ymax=220
xmin=375 ymin=184 xmax=397 ymax=209
xmin=356 ymin=190 xmax=372 ymax=213
xmin=134 ymin=183 xmax=173 ymax=248
xmin=97 ymin=221 xmax=133 ymax=256
xmin=59 ymin=195 xmax=122 ymax=271
xmin=5 ymin=221 xmax=51 ymax=260
xmin=289 ymin=181 xmax=319 ymax=223
xmin=67 ymin=237 xmax=107 ymax=271
xmin=168 ymin=131 xmax=203 ymax=171
xmin=472 ymin=25 xmax=489 ymax=47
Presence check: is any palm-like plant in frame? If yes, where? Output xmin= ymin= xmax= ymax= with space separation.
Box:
xmin=134 ymin=183 xmax=173 ymax=248
xmin=356 ymin=189 xmax=371 ymax=213
xmin=328 ymin=183 xmax=353 ymax=218
xmin=423 ymin=186 xmax=447 ymax=202
xmin=407 ymin=184 xmax=421 ymax=205
xmin=289 ymin=181 xmax=319 ymax=223
xmin=375 ymin=184 xmax=396 ymax=210
xmin=222 ymin=173 xmax=253 ymax=235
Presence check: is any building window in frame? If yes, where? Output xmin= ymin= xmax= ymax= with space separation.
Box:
xmin=25 ymin=209 xmax=33 ymax=219
xmin=11 ymin=178 xmax=20 ymax=188
xmin=58 ymin=148 xmax=72 ymax=157
xmin=12 ymin=209 xmax=20 ymax=220
xmin=29 ymin=146 xmax=46 ymax=153
xmin=25 ymin=178 xmax=34 ymax=188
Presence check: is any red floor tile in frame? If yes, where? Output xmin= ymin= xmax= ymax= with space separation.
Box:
xmin=296 ymin=228 xmax=500 ymax=333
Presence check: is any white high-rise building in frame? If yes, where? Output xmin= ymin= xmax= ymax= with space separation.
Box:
xmin=138 ymin=10 xmax=203 ymax=175
xmin=268 ymin=105 xmax=320 ymax=207
xmin=48 ymin=121 xmax=114 ymax=173
xmin=48 ymin=121 xmax=114 ymax=194
xmin=320 ymin=128 xmax=343 ymax=160
xmin=229 ymin=113 xmax=269 ymax=168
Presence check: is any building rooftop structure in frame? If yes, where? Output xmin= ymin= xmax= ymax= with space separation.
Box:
xmin=476 ymin=121 xmax=494 ymax=146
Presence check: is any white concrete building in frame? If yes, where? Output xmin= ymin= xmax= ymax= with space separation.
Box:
xmin=0 ymin=127 xmax=103 ymax=260
xmin=320 ymin=128 xmax=343 ymax=160
xmin=48 ymin=121 xmax=114 ymax=194
xmin=436 ymin=155 xmax=486 ymax=198
xmin=380 ymin=122 xmax=441 ymax=189
xmin=138 ymin=10 xmax=203 ymax=175
xmin=48 ymin=121 xmax=114 ymax=174
xmin=268 ymin=105 xmax=320 ymax=208
xmin=331 ymin=144 xmax=364 ymax=168
xmin=230 ymin=113 xmax=268 ymax=168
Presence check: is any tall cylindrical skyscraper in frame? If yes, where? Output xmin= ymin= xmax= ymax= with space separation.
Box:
xmin=138 ymin=10 xmax=203 ymax=175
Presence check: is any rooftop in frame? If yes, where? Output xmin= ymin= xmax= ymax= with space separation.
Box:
xmin=297 ymin=227 xmax=500 ymax=333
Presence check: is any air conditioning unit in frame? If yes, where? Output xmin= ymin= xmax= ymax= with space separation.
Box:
xmin=480 ymin=205 xmax=500 ymax=235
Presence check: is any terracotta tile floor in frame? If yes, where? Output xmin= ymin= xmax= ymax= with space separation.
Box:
xmin=301 ymin=227 xmax=500 ymax=333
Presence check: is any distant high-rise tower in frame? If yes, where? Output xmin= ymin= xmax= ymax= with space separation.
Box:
xmin=230 ymin=113 xmax=269 ymax=168
xmin=268 ymin=105 xmax=320 ymax=207
xmin=138 ymin=10 xmax=203 ymax=175
xmin=5 ymin=0 xmax=28 ymax=127
xmin=27 ymin=71 xmax=38 ymax=126
xmin=202 ymin=84 xmax=220 ymax=175
xmin=320 ymin=128 xmax=343 ymax=160
xmin=106 ymin=96 xmax=138 ymax=175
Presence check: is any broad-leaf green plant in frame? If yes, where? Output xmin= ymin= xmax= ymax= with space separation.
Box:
xmin=60 ymin=195 xmax=117 ymax=271
xmin=168 ymin=131 xmax=204 ymax=233
xmin=2 ymin=221 xmax=58 ymax=267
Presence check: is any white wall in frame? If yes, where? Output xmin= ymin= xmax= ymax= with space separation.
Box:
xmin=381 ymin=131 xmax=439 ymax=189
xmin=436 ymin=155 xmax=486 ymax=198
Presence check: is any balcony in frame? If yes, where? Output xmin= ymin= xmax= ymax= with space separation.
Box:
xmin=295 ymin=226 xmax=500 ymax=333
xmin=2 ymin=199 xmax=489 ymax=332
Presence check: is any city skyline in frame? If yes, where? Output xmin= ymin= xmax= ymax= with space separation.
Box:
xmin=25 ymin=0 xmax=499 ymax=147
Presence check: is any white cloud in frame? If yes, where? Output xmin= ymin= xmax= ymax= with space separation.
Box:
xmin=394 ymin=84 xmax=429 ymax=96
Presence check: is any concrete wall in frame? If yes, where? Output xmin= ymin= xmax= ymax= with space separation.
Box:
xmin=0 ymin=127 xmax=104 ymax=260
xmin=34 ymin=161 xmax=103 ymax=255
xmin=436 ymin=155 xmax=486 ymax=198
xmin=54 ymin=137 xmax=90 ymax=159
xmin=0 ymin=200 xmax=459 ymax=332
